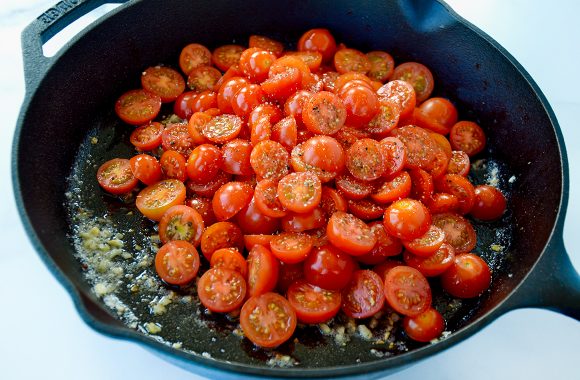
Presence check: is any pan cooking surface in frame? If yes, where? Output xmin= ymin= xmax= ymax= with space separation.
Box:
xmin=64 ymin=104 xmax=516 ymax=368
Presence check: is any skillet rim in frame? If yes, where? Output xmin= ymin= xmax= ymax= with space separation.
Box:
xmin=11 ymin=0 xmax=568 ymax=377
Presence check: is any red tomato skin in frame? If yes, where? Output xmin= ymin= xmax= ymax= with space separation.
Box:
xmin=403 ymin=308 xmax=445 ymax=342
xmin=247 ymin=245 xmax=280 ymax=297
xmin=470 ymin=185 xmax=507 ymax=221
xmin=383 ymin=199 xmax=432 ymax=241
xmin=212 ymin=181 xmax=254 ymax=221
xmin=186 ymin=144 xmax=222 ymax=183
xmin=441 ymin=253 xmax=492 ymax=298
xmin=129 ymin=154 xmax=162 ymax=186
xmin=298 ymin=28 xmax=337 ymax=63
xmin=97 ymin=158 xmax=138 ymax=195
xmin=287 ymin=280 xmax=341 ymax=324
xmin=235 ymin=198 xmax=280 ymax=235
xmin=341 ymin=270 xmax=385 ymax=319
xmin=303 ymin=244 xmax=357 ymax=290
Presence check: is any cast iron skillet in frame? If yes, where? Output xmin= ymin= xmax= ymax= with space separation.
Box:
xmin=13 ymin=0 xmax=580 ymax=378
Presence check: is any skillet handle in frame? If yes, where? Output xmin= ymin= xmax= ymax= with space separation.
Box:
xmin=21 ymin=0 xmax=129 ymax=93
xmin=501 ymin=235 xmax=580 ymax=321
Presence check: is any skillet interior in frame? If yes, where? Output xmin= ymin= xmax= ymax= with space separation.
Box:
xmin=15 ymin=0 xmax=562 ymax=376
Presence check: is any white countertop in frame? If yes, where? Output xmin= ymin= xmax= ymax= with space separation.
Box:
xmin=1 ymin=1 xmax=579 ymax=379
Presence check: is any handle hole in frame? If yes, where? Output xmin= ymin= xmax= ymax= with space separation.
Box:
xmin=42 ymin=3 xmax=121 ymax=57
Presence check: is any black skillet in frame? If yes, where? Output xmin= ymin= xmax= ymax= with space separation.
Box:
xmin=13 ymin=0 xmax=580 ymax=378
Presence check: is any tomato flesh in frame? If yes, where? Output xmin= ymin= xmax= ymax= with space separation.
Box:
xmin=287 ymin=280 xmax=341 ymax=324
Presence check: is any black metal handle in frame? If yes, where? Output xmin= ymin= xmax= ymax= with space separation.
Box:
xmin=21 ymin=0 xmax=130 ymax=93
xmin=501 ymin=234 xmax=580 ymax=320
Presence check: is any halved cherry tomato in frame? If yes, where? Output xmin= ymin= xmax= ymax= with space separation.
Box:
xmin=366 ymin=51 xmax=395 ymax=82
xmin=327 ymin=211 xmax=377 ymax=256
xmin=347 ymin=198 xmax=384 ymax=221
xmin=187 ymin=111 xmax=211 ymax=145
xmin=379 ymin=136 xmax=407 ymax=179
xmin=447 ymin=150 xmax=470 ymax=176
xmin=261 ymin=67 xmax=302 ymax=102
xmin=200 ymin=221 xmax=244 ymax=261
xmin=441 ymin=253 xmax=491 ymax=298
xmin=198 ymin=267 xmax=247 ymax=312
xmin=270 ymin=232 xmax=313 ymax=264
xmin=179 ymin=43 xmax=212 ymax=75
xmin=249 ymin=35 xmax=284 ymax=57
xmin=250 ymin=140 xmax=289 ymax=180
xmin=235 ymin=197 xmax=280 ymax=235
xmin=470 ymin=185 xmax=507 ymax=221
xmin=428 ymin=193 xmax=458 ymax=215
xmin=403 ymin=308 xmax=445 ymax=342
xmin=136 ymin=179 xmax=186 ymax=221
xmin=403 ymin=242 xmax=455 ymax=277
xmin=391 ymin=126 xmax=442 ymax=174
xmin=212 ymin=181 xmax=254 ymax=221
xmin=158 ymin=204 xmax=204 ymax=247
xmin=319 ymin=187 xmax=348 ymax=218
xmin=287 ymin=280 xmax=341 ymax=324
xmin=334 ymin=48 xmax=371 ymax=74
xmin=240 ymin=292 xmax=297 ymax=348
xmin=281 ymin=207 xmax=326 ymax=232
xmin=286 ymin=51 xmax=323 ymax=72
xmin=402 ymin=225 xmax=445 ymax=257
xmin=130 ymin=122 xmax=164 ymax=151
xmin=210 ymin=247 xmax=248 ymax=277
xmin=217 ymin=77 xmax=249 ymax=114
xmin=212 ymin=45 xmax=245 ymax=72
xmin=201 ymin=114 xmax=243 ymax=143
xmin=335 ymin=173 xmax=376 ymax=200
xmin=432 ymin=213 xmax=477 ymax=254
xmin=254 ymin=179 xmax=287 ymax=218
xmin=277 ymin=171 xmax=322 ymax=213
xmin=449 ymin=121 xmax=486 ymax=157
xmin=341 ymin=270 xmax=385 ymax=319
xmin=292 ymin=136 xmax=346 ymax=182
xmin=384 ymin=265 xmax=432 ymax=317
xmin=115 ymin=89 xmax=161 ymax=126
xmin=186 ymin=195 xmax=217 ymax=226
xmin=129 ymin=154 xmax=162 ymax=186
xmin=391 ymin=62 xmax=434 ymax=103
xmin=173 ymin=91 xmax=197 ymax=119
xmin=371 ymin=171 xmax=412 ymax=204
xmin=383 ymin=198 xmax=431 ymax=241
xmin=239 ymin=47 xmax=277 ymax=83
xmin=155 ymin=240 xmax=200 ymax=286
xmin=298 ymin=28 xmax=337 ymax=63
xmin=366 ymin=99 xmax=400 ymax=137
xmin=162 ymin=122 xmax=194 ymax=157
xmin=160 ymin=150 xmax=187 ymax=182
xmin=333 ymin=72 xmax=373 ymax=93
xmin=357 ymin=221 xmax=402 ymax=265
xmin=243 ymin=234 xmax=276 ymax=251
xmin=284 ymin=90 xmax=313 ymax=128
xmin=221 ymin=139 xmax=254 ymax=175
xmin=303 ymin=244 xmax=357 ymax=290
xmin=186 ymin=144 xmax=222 ymax=183
xmin=186 ymin=170 xmax=231 ymax=198
xmin=415 ymin=97 xmax=457 ymax=134
xmin=409 ymin=168 xmax=434 ymax=204
xmin=377 ymin=80 xmax=416 ymax=120
xmin=430 ymin=132 xmax=453 ymax=159
xmin=97 ymin=158 xmax=138 ymax=195
xmin=247 ymin=244 xmax=280 ymax=297
xmin=435 ymin=174 xmax=476 ymax=215
xmin=321 ymin=71 xmax=340 ymax=92
xmin=271 ymin=116 xmax=298 ymax=152
xmin=141 ymin=66 xmax=186 ymax=103
xmin=340 ymin=84 xmax=379 ymax=127
xmin=187 ymin=65 xmax=222 ymax=93
xmin=346 ymin=138 xmax=386 ymax=181
xmin=302 ymin=91 xmax=346 ymax=135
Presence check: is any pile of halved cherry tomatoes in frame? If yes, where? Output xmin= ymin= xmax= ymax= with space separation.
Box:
xmin=97 ymin=28 xmax=507 ymax=348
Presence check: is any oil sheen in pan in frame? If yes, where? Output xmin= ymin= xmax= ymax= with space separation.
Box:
xmin=64 ymin=111 xmax=515 ymax=368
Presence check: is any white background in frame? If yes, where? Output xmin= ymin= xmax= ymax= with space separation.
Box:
xmin=1 ymin=1 xmax=579 ymax=379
